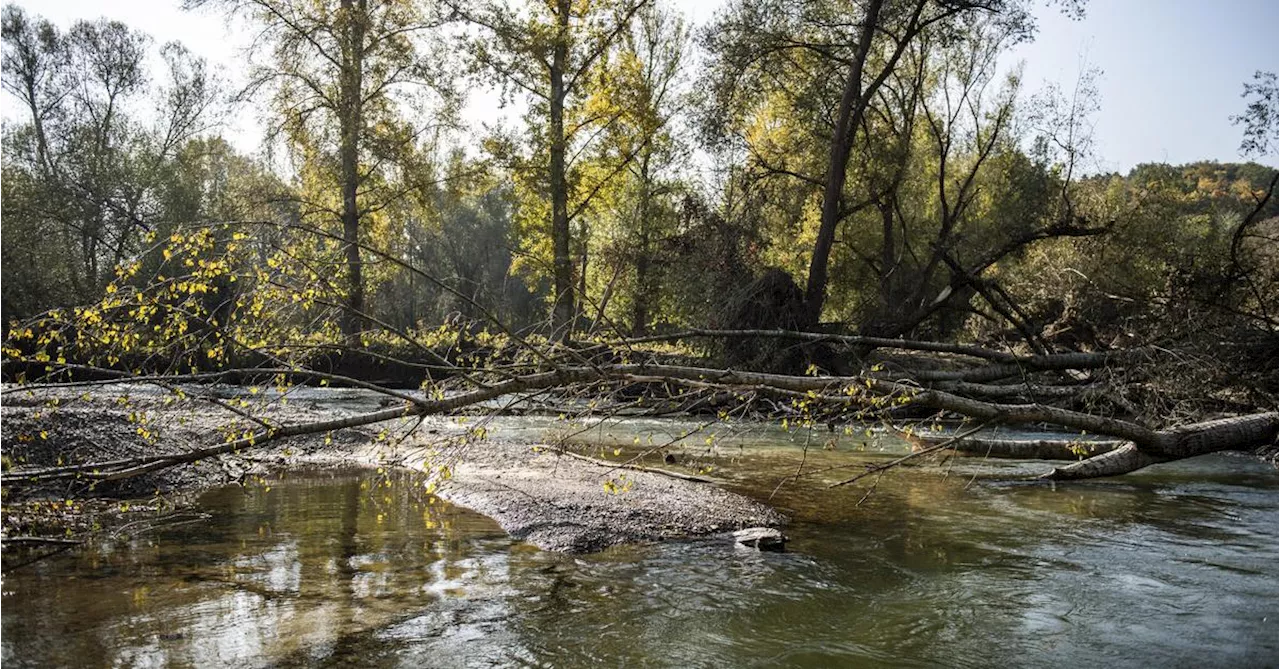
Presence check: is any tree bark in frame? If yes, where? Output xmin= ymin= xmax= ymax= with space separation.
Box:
xmin=549 ymin=0 xmax=573 ymax=340
xmin=338 ymin=0 xmax=367 ymax=339
xmin=1039 ymin=443 xmax=1168 ymax=481
xmin=632 ymin=151 xmax=653 ymax=335
xmin=804 ymin=0 xmax=883 ymax=326
xmin=1042 ymin=413 xmax=1279 ymax=480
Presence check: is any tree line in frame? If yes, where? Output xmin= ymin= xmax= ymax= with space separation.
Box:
xmin=4 ymin=1 xmax=1274 ymax=341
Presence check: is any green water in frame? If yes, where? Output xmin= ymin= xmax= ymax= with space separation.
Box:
xmin=2 ymin=437 xmax=1277 ymax=667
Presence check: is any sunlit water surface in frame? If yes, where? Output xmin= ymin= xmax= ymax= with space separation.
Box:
xmin=2 ymin=411 xmax=1276 ymax=668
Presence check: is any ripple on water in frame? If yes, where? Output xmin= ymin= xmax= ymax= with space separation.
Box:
xmin=1 ymin=452 xmax=1276 ymax=669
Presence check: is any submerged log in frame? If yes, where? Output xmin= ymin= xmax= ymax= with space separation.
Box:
xmin=895 ymin=427 xmax=1124 ymax=460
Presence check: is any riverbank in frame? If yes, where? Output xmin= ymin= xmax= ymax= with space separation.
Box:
xmin=1 ymin=385 xmax=785 ymax=553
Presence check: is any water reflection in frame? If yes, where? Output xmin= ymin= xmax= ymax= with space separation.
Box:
xmin=2 ymin=469 xmax=511 ymax=668
xmin=2 ymin=455 xmax=1277 ymax=668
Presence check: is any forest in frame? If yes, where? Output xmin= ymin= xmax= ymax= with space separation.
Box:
xmin=1 ymin=0 xmax=1277 ymax=513
xmin=1 ymin=0 xmax=1278 ymax=665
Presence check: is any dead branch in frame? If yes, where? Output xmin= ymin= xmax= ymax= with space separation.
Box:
xmin=828 ymin=421 xmax=990 ymax=488
xmin=604 ymin=327 xmax=1019 ymax=362
xmin=542 ymin=446 xmax=716 ymax=483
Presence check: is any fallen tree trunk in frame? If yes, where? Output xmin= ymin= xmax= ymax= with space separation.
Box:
xmin=610 ymin=328 xmax=1020 ymax=362
xmin=1040 ymin=444 xmax=1168 ymax=480
xmin=895 ymin=427 xmax=1124 ymax=460
xmin=1042 ymin=413 xmax=1279 ymax=480
xmin=4 ymin=361 xmax=1275 ymax=486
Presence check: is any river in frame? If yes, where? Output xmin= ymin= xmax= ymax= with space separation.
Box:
xmin=2 ymin=409 xmax=1276 ymax=668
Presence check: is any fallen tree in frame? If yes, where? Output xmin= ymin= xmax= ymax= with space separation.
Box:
xmin=4 ymin=349 xmax=1275 ymax=487
xmin=893 ymin=425 xmax=1124 ymax=460
xmin=2 ymin=221 xmax=1274 ymax=494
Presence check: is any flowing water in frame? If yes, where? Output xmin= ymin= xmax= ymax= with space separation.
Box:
xmin=2 ymin=409 xmax=1277 ymax=668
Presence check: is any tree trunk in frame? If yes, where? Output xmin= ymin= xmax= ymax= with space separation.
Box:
xmin=6 ymin=355 xmax=1275 ymax=486
xmin=804 ymin=20 xmax=872 ymax=326
xmin=1042 ymin=413 xmax=1278 ymax=480
xmin=632 ymin=151 xmax=653 ymax=335
xmin=338 ymin=0 xmax=367 ymax=340
xmin=576 ymin=226 xmax=588 ymax=329
xmin=549 ymin=0 xmax=573 ymax=340
xmin=23 ymin=86 xmax=52 ymax=179
xmin=1040 ymin=444 xmax=1167 ymax=481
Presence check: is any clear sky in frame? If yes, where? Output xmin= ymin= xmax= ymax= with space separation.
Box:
xmin=1003 ymin=0 xmax=1279 ymax=173
xmin=3 ymin=0 xmax=1277 ymax=173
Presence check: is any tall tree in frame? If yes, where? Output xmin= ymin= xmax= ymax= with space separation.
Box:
xmin=1 ymin=7 xmax=221 ymax=314
xmin=576 ymin=2 xmax=688 ymax=335
xmin=457 ymin=0 xmax=650 ymax=339
xmin=701 ymin=0 xmax=1050 ymax=326
xmin=1 ymin=5 xmax=63 ymax=178
xmin=190 ymin=0 xmax=455 ymax=338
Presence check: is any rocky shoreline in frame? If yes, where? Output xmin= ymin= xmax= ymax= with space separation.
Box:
xmin=1 ymin=384 xmax=786 ymax=553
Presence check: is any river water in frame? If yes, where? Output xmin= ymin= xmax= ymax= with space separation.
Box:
xmin=2 ymin=411 xmax=1277 ymax=668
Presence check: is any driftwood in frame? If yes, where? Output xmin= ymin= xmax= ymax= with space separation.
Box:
xmin=893 ymin=426 xmax=1124 ymax=460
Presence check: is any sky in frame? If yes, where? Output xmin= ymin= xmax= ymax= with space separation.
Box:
xmin=1002 ymin=0 xmax=1279 ymax=172
xmin=3 ymin=0 xmax=1277 ymax=173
